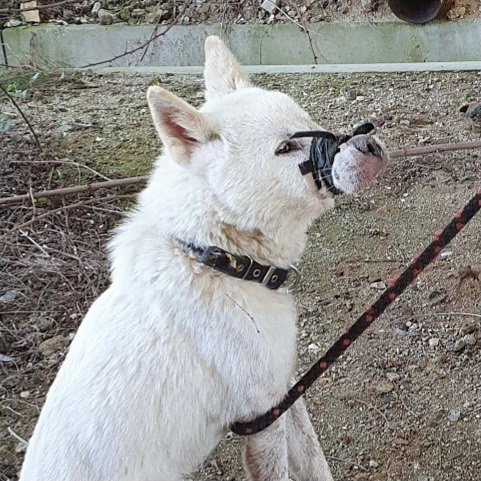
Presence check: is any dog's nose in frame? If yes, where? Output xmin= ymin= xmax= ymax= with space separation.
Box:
xmin=349 ymin=135 xmax=385 ymax=160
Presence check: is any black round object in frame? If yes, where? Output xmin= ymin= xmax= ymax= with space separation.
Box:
xmin=388 ymin=0 xmax=442 ymax=24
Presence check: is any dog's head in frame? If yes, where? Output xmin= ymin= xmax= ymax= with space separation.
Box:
xmin=147 ymin=36 xmax=387 ymax=236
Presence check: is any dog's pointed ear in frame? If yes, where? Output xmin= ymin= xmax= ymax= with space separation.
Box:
xmin=147 ymin=86 xmax=217 ymax=166
xmin=204 ymin=35 xmax=250 ymax=101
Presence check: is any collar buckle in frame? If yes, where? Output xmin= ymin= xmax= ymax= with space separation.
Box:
xmin=241 ymin=256 xmax=254 ymax=280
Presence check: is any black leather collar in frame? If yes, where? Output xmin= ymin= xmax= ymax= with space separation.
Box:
xmin=178 ymin=240 xmax=297 ymax=290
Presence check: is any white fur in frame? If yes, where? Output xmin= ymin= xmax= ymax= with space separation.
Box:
xmin=20 ymin=36 xmax=387 ymax=481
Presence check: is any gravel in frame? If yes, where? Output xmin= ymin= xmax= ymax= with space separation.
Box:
xmin=1 ymin=0 xmax=479 ymax=28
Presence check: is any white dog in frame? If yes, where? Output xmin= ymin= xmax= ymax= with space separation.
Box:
xmin=20 ymin=36 xmax=387 ymax=481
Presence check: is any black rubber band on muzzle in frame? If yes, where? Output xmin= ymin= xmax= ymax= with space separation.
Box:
xmin=292 ymin=130 xmax=344 ymax=194
xmin=292 ymin=122 xmax=376 ymax=194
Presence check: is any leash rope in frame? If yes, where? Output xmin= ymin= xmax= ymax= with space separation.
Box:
xmin=231 ymin=187 xmax=481 ymax=436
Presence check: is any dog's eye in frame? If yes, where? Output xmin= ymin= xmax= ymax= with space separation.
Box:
xmin=275 ymin=141 xmax=293 ymax=155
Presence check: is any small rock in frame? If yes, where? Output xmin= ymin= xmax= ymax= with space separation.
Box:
xmin=447 ymin=6 xmax=466 ymax=20
xmin=91 ymin=1 xmax=101 ymax=15
xmin=5 ymin=19 xmax=23 ymax=28
xmin=261 ymin=0 xmax=279 ymax=14
xmin=20 ymin=391 xmax=30 ymax=399
xmin=448 ymin=409 xmax=460 ymax=422
xmin=369 ymin=460 xmax=379 ymax=468
xmin=370 ymin=281 xmax=386 ymax=290
xmin=361 ymin=0 xmax=375 ymax=11
xmin=428 ymin=338 xmax=439 ymax=348
xmin=463 ymin=333 xmax=477 ymax=346
xmin=446 ymin=339 xmax=466 ymax=352
xmin=0 ymin=289 xmax=20 ymax=304
xmin=97 ymin=8 xmax=114 ymax=25
xmin=347 ymin=89 xmax=357 ymax=100
xmin=394 ymin=326 xmax=408 ymax=336
xmin=439 ymin=250 xmax=452 ymax=260
xmin=0 ymin=354 xmax=14 ymax=363
xmin=119 ymin=8 xmax=131 ymax=21
xmin=428 ymin=290 xmax=442 ymax=300
xmin=386 ymin=372 xmax=400 ymax=382
xmin=20 ymin=1 xmax=40 ymax=23
xmin=146 ymin=10 xmax=161 ymax=23
xmin=58 ymin=123 xmax=73 ymax=133
xmin=197 ymin=4 xmax=209 ymax=14
xmin=131 ymin=8 xmax=145 ymax=18
xmin=375 ymin=380 xmax=394 ymax=394
xmin=308 ymin=343 xmax=319 ymax=352
xmin=460 ymin=324 xmax=477 ymax=336
xmin=38 ymin=335 xmax=69 ymax=357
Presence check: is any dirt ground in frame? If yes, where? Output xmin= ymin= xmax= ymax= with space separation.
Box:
xmin=1 ymin=68 xmax=481 ymax=481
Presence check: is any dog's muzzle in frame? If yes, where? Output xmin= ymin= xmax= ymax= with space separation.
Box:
xmin=292 ymin=122 xmax=377 ymax=195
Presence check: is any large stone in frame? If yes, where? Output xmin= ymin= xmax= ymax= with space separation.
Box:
xmin=260 ymin=0 xmax=279 ymax=15
xmin=20 ymin=1 xmax=40 ymax=23
xmin=97 ymin=9 xmax=115 ymax=25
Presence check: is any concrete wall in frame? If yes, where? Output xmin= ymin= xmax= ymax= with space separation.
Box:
xmin=2 ymin=22 xmax=481 ymax=68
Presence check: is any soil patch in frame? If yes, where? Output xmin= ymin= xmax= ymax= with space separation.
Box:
xmin=1 ymin=68 xmax=480 ymax=481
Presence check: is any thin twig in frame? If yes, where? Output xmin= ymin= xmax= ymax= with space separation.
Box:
xmin=272 ymin=3 xmax=328 ymax=62
xmin=389 ymin=140 xmax=481 ymax=159
xmin=11 ymin=160 xmax=112 ymax=182
xmin=286 ymin=0 xmax=318 ymax=64
xmin=351 ymin=398 xmax=390 ymax=427
xmin=19 ymin=229 xmax=50 ymax=257
xmin=79 ymin=5 xmax=187 ymax=68
xmin=0 ymin=0 xmax=79 ymax=13
xmin=139 ymin=2 xmax=189 ymax=63
xmin=7 ymin=427 xmax=28 ymax=446
xmin=0 ymin=83 xmax=41 ymax=150
xmin=0 ymin=176 xmax=146 ymax=206
xmin=0 ymin=405 xmax=22 ymax=417
xmin=325 ymin=455 xmax=369 ymax=472
xmin=2 ymin=194 xmax=135 ymax=237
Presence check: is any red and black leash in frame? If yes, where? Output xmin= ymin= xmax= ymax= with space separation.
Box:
xmin=231 ymin=188 xmax=481 ymax=436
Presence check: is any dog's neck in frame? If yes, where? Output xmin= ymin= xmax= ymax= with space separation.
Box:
xmin=125 ymin=160 xmax=312 ymax=269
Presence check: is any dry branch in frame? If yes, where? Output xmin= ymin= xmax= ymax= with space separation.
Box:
xmin=79 ymin=4 xmax=188 ymax=69
xmin=3 ymin=194 xmax=135 ymax=236
xmin=0 ymin=84 xmax=41 ymax=150
xmin=390 ymin=140 xmax=481 ymax=159
xmin=1 ymin=139 xmax=480 ymax=207
xmin=0 ymin=176 xmax=147 ymax=206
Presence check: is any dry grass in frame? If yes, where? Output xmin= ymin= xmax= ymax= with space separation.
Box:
xmin=0 ymin=117 xmax=141 ymax=479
